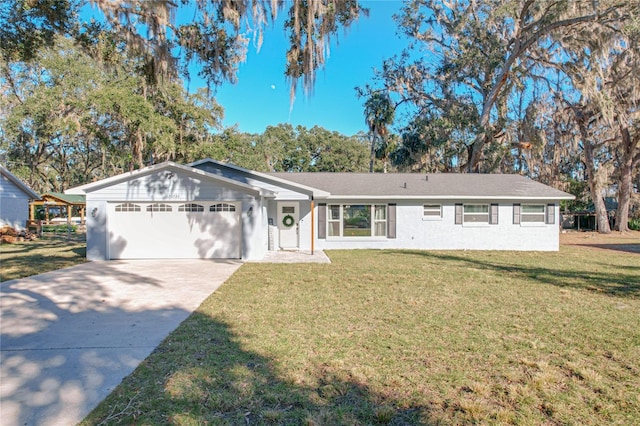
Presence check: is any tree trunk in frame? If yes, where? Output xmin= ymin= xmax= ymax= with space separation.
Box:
xmin=591 ymin=185 xmax=611 ymax=233
xmin=584 ymin=138 xmax=611 ymax=233
xmin=467 ymin=134 xmax=483 ymax=172
xmin=101 ymin=147 xmax=107 ymax=177
xmin=467 ymin=132 xmax=494 ymax=172
xmin=614 ymin=125 xmax=639 ymax=231
xmin=569 ymin=102 xmax=611 ymax=233
xmin=131 ymin=129 xmax=145 ymax=170
xmin=369 ymin=132 xmax=376 ymax=173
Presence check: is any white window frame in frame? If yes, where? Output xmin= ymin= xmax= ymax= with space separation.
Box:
xmin=463 ymin=204 xmax=489 ymax=225
xmin=373 ymin=205 xmax=387 ymax=237
xmin=422 ymin=204 xmax=442 ymax=220
xmin=327 ymin=204 xmax=387 ymax=238
xmin=517 ymin=204 xmax=548 ymax=226
xmin=327 ymin=205 xmax=341 ymax=237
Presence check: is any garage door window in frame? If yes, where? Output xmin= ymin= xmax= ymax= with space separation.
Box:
xmin=146 ymin=203 xmax=172 ymax=212
xmin=115 ymin=203 xmax=141 ymax=212
xmin=179 ymin=203 xmax=204 ymax=212
xmin=210 ymin=203 xmax=236 ymax=212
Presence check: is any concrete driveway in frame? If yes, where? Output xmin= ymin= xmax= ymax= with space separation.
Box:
xmin=0 ymin=259 xmax=242 ymax=426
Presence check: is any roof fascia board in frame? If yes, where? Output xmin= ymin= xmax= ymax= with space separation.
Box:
xmin=65 ymin=162 xmax=274 ymax=197
xmin=321 ymin=195 xmax=575 ymax=201
xmin=190 ymin=158 xmax=330 ymax=198
xmin=0 ymin=165 xmax=40 ymax=199
xmin=63 ymin=163 xmax=178 ymax=194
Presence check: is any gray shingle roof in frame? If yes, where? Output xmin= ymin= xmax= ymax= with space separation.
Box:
xmin=42 ymin=192 xmax=86 ymax=204
xmin=267 ymin=173 xmax=574 ymax=200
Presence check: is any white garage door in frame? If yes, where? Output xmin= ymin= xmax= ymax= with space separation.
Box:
xmin=108 ymin=202 xmax=241 ymax=259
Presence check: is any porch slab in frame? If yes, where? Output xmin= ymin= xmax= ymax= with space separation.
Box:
xmin=252 ymin=250 xmax=331 ymax=263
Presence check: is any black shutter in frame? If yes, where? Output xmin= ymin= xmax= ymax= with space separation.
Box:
xmin=318 ymin=203 xmax=326 ymax=239
xmin=387 ymin=204 xmax=396 ymax=239
xmin=513 ymin=204 xmax=521 ymax=224
xmin=455 ymin=203 xmax=463 ymax=224
xmin=490 ymin=203 xmax=499 ymax=224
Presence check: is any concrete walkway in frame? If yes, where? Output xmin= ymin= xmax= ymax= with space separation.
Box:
xmin=0 ymin=260 xmax=242 ymax=426
xmin=250 ymin=249 xmax=331 ymax=264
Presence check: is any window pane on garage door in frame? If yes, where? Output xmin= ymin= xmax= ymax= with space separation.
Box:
xmin=115 ymin=203 xmax=141 ymax=212
xmin=146 ymin=203 xmax=172 ymax=212
xmin=210 ymin=203 xmax=236 ymax=212
xmin=179 ymin=203 xmax=204 ymax=212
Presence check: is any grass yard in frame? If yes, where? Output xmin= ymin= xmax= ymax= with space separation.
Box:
xmin=81 ymin=232 xmax=640 ymax=425
xmin=0 ymin=234 xmax=86 ymax=282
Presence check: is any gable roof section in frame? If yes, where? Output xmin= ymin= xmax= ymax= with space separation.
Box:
xmin=65 ymin=162 xmax=275 ymax=198
xmin=189 ymin=158 xmax=330 ymax=199
xmin=41 ymin=192 xmax=85 ymax=204
xmin=0 ymin=164 xmax=40 ymax=199
xmin=268 ymin=172 xmax=574 ymax=200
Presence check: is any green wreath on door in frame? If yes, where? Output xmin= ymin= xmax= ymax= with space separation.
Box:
xmin=282 ymin=214 xmax=295 ymax=227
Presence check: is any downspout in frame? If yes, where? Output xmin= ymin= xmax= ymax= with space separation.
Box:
xmin=310 ymin=199 xmax=315 ymax=255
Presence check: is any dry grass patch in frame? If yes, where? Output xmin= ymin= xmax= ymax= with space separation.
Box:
xmin=0 ymin=234 xmax=86 ymax=281
xmin=82 ymin=243 xmax=640 ymax=425
xmin=561 ymin=230 xmax=640 ymax=253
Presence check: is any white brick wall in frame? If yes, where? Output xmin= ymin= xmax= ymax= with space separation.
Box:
xmin=307 ymin=200 xmax=560 ymax=252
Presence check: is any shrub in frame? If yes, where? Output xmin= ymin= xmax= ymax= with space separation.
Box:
xmin=629 ymin=218 xmax=640 ymax=231
xmin=42 ymin=224 xmax=77 ymax=233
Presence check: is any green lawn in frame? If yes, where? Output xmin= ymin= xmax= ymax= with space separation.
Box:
xmin=0 ymin=234 xmax=86 ymax=282
xmin=81 ymin=243 xmax=640 ymax=425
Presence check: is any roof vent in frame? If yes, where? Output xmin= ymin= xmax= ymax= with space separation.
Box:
xmin=403 ymin=182 xmax=407 ymax=189
xmin=425 ymin=175 xmax=429 ymax=182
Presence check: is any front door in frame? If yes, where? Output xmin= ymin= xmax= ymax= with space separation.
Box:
xmin=278 ymin=202 xmax=299 ymax=249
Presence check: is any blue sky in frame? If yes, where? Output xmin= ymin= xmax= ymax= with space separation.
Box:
xmin=205 ymin=1 xmax=408 ymax=136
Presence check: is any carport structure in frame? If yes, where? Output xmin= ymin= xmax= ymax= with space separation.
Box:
xmin=29 ymin=192 xmax=86 ymax=225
